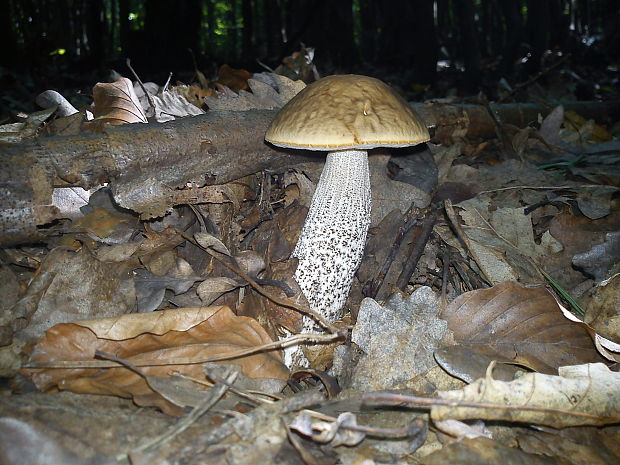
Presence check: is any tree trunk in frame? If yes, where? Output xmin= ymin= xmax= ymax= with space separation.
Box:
xmin=0 ymin=0 xmax=17 ymax=65
xmin=454 ymin=0 xmax=482 ymax=91
xmin=263 ymin=0 xmax=283 ymax=61
xmin=359 ymin=0 xmax=378 ymax=63
xmin=241 ymin=0 xmax=255 ymax=64
xmin=144 ymin=0 xmax=202 ymax=70
xmin=526 ymin=0 xmax=550 ymax=73
xmin=498 ymin=0 xmax=524 ymax=74
xmin=410 ymin=0 xmax=438 ymax=84
xmin=118 ymin=0 xmax=130 ymax=57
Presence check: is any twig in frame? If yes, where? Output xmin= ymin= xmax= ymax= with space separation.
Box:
xmin=477 ymin=184 xmax=597 ymax=195
xmin=185 ymin=204 xmax=337 ymax=332
xmin=178 ymin=229 xmax=339 ymax=334
xmin=162 ymin=72 xmax=173 ymax=93
xmin=395 ymin=212 xmax=437 ymax=291
xmin=117 ymin=368 xmax=238 ymax=462
xmin=23 ymin=332 xmax=341 ymax=369
xmin=256 ymin=58 xmax=275 ymax=73
xmin=301 ymin=409 xmax=426 ymax=439
xmin=444 ymin=199 xmax=494 ymax=285
xmin=362 ymin=390 xmax=603 ymax=421
xmin=126 ymin=58 xmax=155 ymax=112
xmin=172 ymin=371 xmax=280 ymax=405
xmin=499 ymin=54 xmax=571 ymax=103
xmin=440 ymin=247 xmax=450 ymax=308
xmin=363 ymin=205 xmax=422 ymax=298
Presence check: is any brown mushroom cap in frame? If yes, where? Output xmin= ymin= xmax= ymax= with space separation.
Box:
xmin=265 ymin=74 xmax=430 ymax=151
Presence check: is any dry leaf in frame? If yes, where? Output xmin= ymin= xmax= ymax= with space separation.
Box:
xmin=345 ymin=288 xmax=456 ymax=391
xmin=572 ymin=231 xmax=620 ymax=283
xmin=151 ymin=88 xmax=205 ymax=122
xmin=23 ymin=306 xmax=288 ymax=414
xmin=134 ymin=268 xmax=197 ymax=313
xmin=434 ymin=363 xmax=620 ymax=428
xmin=213 ymin=64 xmax=253 ymax=93
xmin=95 ymin=242 xmax=142 ymax=263
xmin=36 ymin=89 xmax=79 ymax=116
xmin=422 ymin=437 xmax=567 ymax=465
xmin=204 ymin=73 xmax=304 ymax=111
xmin=5 ymin=248 xmax=136 ymax=342
xmin=0 ymin=107 xmax=56 ymax=143
xmin=61 ymin=206 xmax=136 ymax=246
xmin=455 ymin=197 xmax=563 ymax=284
xmin=92 ymin=77 xmax=148 ymax=125
xmin=439 ymin=281 xmax=605 ymax=373
xmin=274 ymin=45 xmax=318 ymax=83
xmin=584 ymin=273 xmax=620 ymax=342
xmin=197 ymin=277 xmax=241 ymax=305
xmin=194 ymin=231 xmax=231 ymax=256
xmin=175 ymin=83 xmax=215 ymax=108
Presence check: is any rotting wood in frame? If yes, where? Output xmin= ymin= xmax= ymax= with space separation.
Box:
xmin=1 ymin=101 xmax=618 ymax=246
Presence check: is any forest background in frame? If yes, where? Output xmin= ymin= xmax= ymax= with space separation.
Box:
xmin=2 ymin=0 xmax=619 ymax=100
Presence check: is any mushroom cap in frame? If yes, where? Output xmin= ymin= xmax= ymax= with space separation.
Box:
xmin=265 ymin=74 xmax=430 ymax=151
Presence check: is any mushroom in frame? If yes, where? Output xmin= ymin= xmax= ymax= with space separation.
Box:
xmin=265 ymin=74 xmax=429 ymax=332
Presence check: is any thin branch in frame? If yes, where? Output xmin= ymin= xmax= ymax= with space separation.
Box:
xmin=395 ymin=211 xmax=437 ymax=291
xmin=23 ymin=332 xmax=341 ymax=369
xmin=499 ymin=54 xmax=571 ymax=103
xmin=117 ymin=368 xmax=237 ymax=462
xmin=126 ymin=58 xmax=155 ymax=112
xmin=476 ymin=184 xmax=598 ymax=195
xmin=444 ymin=199 xmax=494 ymax=285
xmin=179 ymin=229 xmax=339 ymax=334
xmin=301 ymin=409 xmax=426 ymax=439
xmin=362 ymin=204 xmax=421 ymax=298
xmin=362 ymin=391 xmax=605 ymax=421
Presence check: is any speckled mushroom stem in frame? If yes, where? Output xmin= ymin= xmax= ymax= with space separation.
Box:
xmin=293 ymin=149 xmax=371 ymax=330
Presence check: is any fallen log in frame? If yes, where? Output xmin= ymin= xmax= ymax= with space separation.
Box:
xmin=1 ymin=100 xmax=618 ymax=246
xmin=0 ymin=110 xmax=312 ymax=245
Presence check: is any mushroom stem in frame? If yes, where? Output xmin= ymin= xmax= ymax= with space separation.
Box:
xmin=293 ymin=149 xmax=371 ymax=329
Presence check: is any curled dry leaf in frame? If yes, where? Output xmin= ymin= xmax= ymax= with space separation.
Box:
xmin=134 ymin=268 xmax=197 ymax=313
xmin=234 ymin=250 xmax=266 ymax=278
xmin=434 ymin=363 xmax=620 ymax=428
xmin=440 ymin=281 xmax=605 ymax=373
xmin=23 ymin=306 xmax=288 ymax=415
xmin=36 ymin=89 xmax=79 ymax=116
xmin=92 ymin=77 xmax=148 ymax=125
xmin=556 ymin=295 xmax=620 ymax=363
xmin=194 ymin=231 xmax=231 ymax=256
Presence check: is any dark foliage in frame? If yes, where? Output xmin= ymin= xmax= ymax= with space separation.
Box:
xmin=1 ymin=0 xmax=619 ymax=93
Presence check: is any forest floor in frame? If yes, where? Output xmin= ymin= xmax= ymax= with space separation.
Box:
xmin=0 ymin=52 xmax=619 ymax=465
